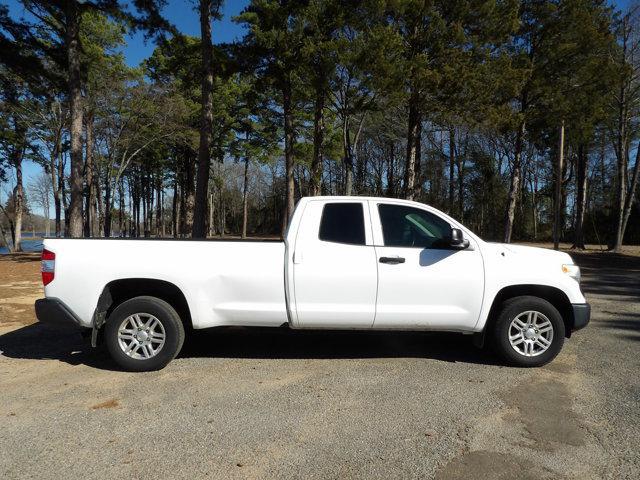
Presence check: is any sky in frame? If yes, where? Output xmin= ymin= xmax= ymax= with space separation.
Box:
xmin=116 ymin=0 xmax=250 ymax=66
xmin=5 ymin=0 xmax=251 ymax=67
xmin=0 ymin=0 xmax=634 ymax=215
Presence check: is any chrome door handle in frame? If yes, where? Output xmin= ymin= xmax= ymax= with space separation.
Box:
xmin=379 ymin=256 xmax=405 ymax=265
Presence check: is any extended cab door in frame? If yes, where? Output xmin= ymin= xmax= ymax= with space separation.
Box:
xmin=370 ymin=201 xmax=484 ymax=330
xmin=290 ymin=200 xmax=378 ymax=328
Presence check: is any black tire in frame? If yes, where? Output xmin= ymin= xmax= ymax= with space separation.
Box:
xmin=491 ymin=296 xmax=565 ymax=367
xmin=105 ymin=296 xmax=185 ymax=372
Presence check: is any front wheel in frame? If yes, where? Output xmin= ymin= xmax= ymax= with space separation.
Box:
xmin=105 ymin=296 xmax=185 ymax=372
xmin=491 ymin=296 xmax=565 ymax=367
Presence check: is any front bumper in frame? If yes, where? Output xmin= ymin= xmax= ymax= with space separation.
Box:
xmin=35 ymin=298 xmax=83 ymax=328
xmin=571 ymin=303 xmax=591 ymax=331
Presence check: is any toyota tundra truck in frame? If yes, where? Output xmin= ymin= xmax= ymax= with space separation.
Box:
xmin=34 ymin=196 xmax=590 ymax=371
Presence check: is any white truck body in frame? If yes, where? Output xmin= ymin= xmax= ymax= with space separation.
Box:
xmin=36 ymin=196 xmax=589 ymax=369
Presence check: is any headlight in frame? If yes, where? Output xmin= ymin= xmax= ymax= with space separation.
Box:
xmin=562 ymin=264 xmax=581 ymax=283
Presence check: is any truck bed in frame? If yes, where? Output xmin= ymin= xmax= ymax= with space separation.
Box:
xmin=43 ymin=238 xmax=288 ymax=329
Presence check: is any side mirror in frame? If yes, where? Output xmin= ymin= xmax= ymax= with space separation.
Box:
xmin=450 ymin=228 xmax=470 ymax=249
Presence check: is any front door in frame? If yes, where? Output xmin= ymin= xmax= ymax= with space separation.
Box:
xmin=371 ymin=202 xmax=484 ymax=330
xmin=292 ymin=200 xmax=378 ymax=328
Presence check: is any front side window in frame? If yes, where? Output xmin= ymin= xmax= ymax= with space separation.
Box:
xmin=319 ymin=203 xmax=365 ymax=245
xmin=378 ymin=204 xmax=451 ymax=249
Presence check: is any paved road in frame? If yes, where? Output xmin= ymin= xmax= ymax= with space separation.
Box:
xmin=1 ymin=252 xmax=638 ymax=479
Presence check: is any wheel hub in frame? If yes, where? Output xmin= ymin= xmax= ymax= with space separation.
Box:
xmin=117 ymin=313 xmax=166 ymax=360
xmin=136 ymin=330 xmax=149 ymax=342
xmin=508 ymin=310 xmax=554 ymax=357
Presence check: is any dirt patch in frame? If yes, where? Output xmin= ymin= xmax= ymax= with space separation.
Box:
xmin=0 ymin=254 xmax=41 ymax=326
xmin=434 ymin=450 xmax=552 ymax=480
xmin=91 ymin=399 xmax=120 ymax=410
xmin=501 ymin=378 xmax=585 ymax=449
xmin=435 ymin=350 xmax=595 ymax=479
xmin=0 ymin=294 xmax=41 ymax=305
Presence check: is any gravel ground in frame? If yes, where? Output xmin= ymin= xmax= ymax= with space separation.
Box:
xmin=0 ymin=249 xmax=638 ymax=479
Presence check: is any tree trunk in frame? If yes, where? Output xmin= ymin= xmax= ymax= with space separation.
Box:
xmin=457 ymin=156 xmax=465 ymax=221
xmin=44 ymin=195 xmax=50 ymax=236
xmin=171 ymin=171 xmax=180 ymax=238
xmin=242 ymin=157 xmax=249 ymax=239
xmin=135 ymin=174 xmax=141 ymax=237
xmin=9 ymin=118 xmax=26 ymax=252
xmin=104 ymin=181 xmax=112 ymax=238
xmin=530 ymin=173 xmax=538 ymax=240
xmin=573 ymin=144 xmax=588 ymax=249
xmin=620 ymin=138 xmax=640 ymax=243
xmin=142 ymin=174 xmax=148 ymax=237
xmin=11 ymin=159 xmax=24 ymax=253
xmin=91 ymin=167 xmax=100 ymax=236
xmin=282 ymin=78 xmax=295 ymax=236
xmin=183 ymin=153 xmax=196 ymax=236
xmin=117 ymin=180 xmax=124 ymax=236
xmin=503 ymin=120 xmax=525 ymax=243
xmin=386 ymin=141 xmax=395 ymax=197
xmin=128 ymin=180 xmax=134 ymax=236
xmin=208 ymin=192 xmax=215 ymax=237
xmin=403 ymin=88 xmax=420 ymax=200
xmin=448 ymin=127 xmax=455 ymax=214
xmin=218 ymin=184 xmax=226 ymax=236
xmin=84 ymin=110 xmax=94 ymax=237
xmin=414 ymin=119 xmax=422 ymax=197
xmin=309 ymin=84 xmax=325 ymax=196
xmin=355 ymin=142 xmax=366 ymax=194
xmin=156 ymin=176 xmax=163 ymax=237
xmin=58 ymin=152 xmax=66 ymax=236
xmin=66 ymin=1 xmax=84 ymax=238
xmin=193 ymin=0 xmax=215 ymax=238
xmin=343 ymin=115 xmax=354 ymax=196
xmin=611 ymin=17 xmax=630 ymax=252
xmin=148 ymin=173 xmax=154 ymax=236
xmin=96 ymin=173 xmax=104 ymax=236
xmin=553 ymin=120 xmax=565 ymax=250
xmin=50 ymin=120 xmax=62 ymax=238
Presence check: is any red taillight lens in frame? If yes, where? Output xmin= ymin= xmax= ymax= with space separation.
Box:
xmin=41 ymin=249 xmax=55 ymax=286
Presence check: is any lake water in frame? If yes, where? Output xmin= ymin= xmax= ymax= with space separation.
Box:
xmin=0 ymin=233 xmax=45 ymax=254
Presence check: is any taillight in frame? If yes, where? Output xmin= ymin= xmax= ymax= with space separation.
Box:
xmin=41 ymin=249 xmax=55 ymax=286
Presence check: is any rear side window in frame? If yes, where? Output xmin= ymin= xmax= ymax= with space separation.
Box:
xmin=319 ymin=203 xmax=365 ymax=245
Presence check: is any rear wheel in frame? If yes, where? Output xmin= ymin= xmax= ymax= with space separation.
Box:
xmin=105 ymin=296 xmax=185 ymax=372
xmin=491 ymin=296 xmax=565 ymax=367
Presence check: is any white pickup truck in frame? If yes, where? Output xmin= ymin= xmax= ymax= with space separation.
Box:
xmin=35 ymin=196 xmax=589 ymax=371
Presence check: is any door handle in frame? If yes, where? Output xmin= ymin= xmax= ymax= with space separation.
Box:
xmin=379 ymin=256 xmax=405 ymax=265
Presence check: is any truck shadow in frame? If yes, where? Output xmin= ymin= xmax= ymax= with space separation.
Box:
xmin=571 ymin=251 xmax=640 ymax=302
xmin=181 ymin=327 xmax=500 ymax=364
xmin=0 ymin=324 xmax=113 ymax=369
xmin=594 ymin=312 xmax=640 ymax=342
xmin=571 ymin=252 xmax=640 ymax=342
xmin=0 ymin=323 xmax=500 ymax=370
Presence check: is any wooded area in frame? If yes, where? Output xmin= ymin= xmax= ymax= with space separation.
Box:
xmin=1 ymin=0 xmax=639 ymax=252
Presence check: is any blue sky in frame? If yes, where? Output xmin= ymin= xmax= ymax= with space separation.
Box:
xmin=5 ymin=0 xmax=251 ymax=67
xmin=118 ymin=0 xmax=250 ymax=66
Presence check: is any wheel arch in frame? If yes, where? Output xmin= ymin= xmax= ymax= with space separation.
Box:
xmin=485 ymin=284 xmax=575 ymax=338
xmin=94 ymin=278 xmax=193 ymax=334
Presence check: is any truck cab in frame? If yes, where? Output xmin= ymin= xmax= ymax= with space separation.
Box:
xmin=286 ymin=197 xmax=485 ymax=331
